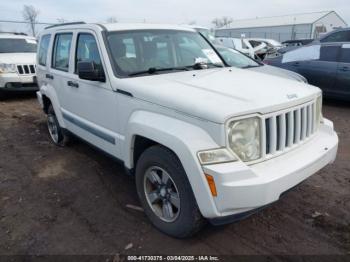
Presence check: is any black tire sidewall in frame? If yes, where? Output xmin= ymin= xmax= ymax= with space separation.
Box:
xmin=47 ymin=105 xmax=64 ymax=145
xmin=135 ymin=146 xmax=204 ymax=238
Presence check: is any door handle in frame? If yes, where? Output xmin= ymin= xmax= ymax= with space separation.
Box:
xmin=67 ymin=81 xmax=79 ymax=88
xmin=340 ymin=66 xmax=349 ymax=72
xmin=45 ymin=74 xmax=54 ymax=80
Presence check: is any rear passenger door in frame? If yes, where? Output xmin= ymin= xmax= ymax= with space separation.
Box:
xmin=335 ymin=44 xmax=350 ymax=97
xmin=52 ymin=30 xmax=119 ymax=157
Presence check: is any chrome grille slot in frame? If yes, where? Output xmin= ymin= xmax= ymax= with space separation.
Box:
xmin=264 ymin=101 xmax=317 ymax=158
xmin=17 ymin=65 xmax=24 ymax=74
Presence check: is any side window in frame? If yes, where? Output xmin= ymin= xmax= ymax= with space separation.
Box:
xmin=75 ymin=33 xmax=103 ymax=73
xmin=38 ymin=34 xmax=51 ymax=66
xmin=52 ymin=33 xmax=73 ymax=72
xmin=319 ymin=46 xmax=340 ymax=62
xmin=321 ymin=31 xmax=350 ymax=43
xmin=339 ymin=45 xmax=350 ymax=63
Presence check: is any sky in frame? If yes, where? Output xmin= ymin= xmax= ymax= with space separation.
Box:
xmin=0 ymin=0 xmax=349 ymax=33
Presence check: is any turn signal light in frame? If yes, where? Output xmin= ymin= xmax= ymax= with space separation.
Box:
xmin=205 ymin=174 xmax=217 ymax=197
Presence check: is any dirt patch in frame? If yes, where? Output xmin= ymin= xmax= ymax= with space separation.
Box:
xmin=0 ymin=94 xmax=349 ymax=255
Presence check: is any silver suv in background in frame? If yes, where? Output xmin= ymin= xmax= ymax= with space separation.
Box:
xmin=0 ymin=33 xmax=38 ymax=99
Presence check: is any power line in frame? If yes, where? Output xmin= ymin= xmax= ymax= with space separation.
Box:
xmin=0 ymin=19 xmax=54 ymax=25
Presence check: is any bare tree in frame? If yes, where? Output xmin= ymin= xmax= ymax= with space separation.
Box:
xmin=106 ymin=16 xmax=118 ymax=23
xmin=211 ymin=16 xmax=233 ymax=28
xmin=22 ymin=5 xmax=40 ymax=36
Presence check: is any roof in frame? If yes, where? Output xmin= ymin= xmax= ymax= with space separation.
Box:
xmin=101 ymin=23 xmax=195 ymax=32
xmin=219 ymin=11 xmax=335 ymax=29
xmin=41 ymin=22 xmax=196 ymax=34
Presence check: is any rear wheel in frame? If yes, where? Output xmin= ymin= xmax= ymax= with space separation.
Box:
xmin=47 ymin=105 xmax=69 ymax=146
xmin=135 ymin=145 xmax=205 ymax=238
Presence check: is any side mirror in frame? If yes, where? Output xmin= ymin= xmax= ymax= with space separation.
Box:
xmin=77 ymin=61 xmax=106 ymax=82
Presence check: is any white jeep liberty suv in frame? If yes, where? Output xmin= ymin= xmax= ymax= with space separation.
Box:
xmin=36 ymin=22 xmax=338 ymax=238
xmin=0 ymin=32 xmax=38 ymax=99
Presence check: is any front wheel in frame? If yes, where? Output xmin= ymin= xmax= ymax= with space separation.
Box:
xmin=135 ymin=145 xmax=205 ymax=238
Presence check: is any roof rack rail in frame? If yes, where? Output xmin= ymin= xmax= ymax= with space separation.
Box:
xmin=0 ymin=32 xmax=28 ymax=36
xmin=45 ymin=21 xmax=86 ymax=29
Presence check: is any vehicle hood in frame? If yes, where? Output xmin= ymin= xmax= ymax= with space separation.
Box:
xmin=248 ymin=65 xmax=306 ymax=83
xmin=122 ymin=67 xmax=320 ymax=124
xmin=0 ymin=53 xmax=36 ymax=64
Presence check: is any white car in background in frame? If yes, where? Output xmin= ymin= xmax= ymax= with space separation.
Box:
xmin=216 ymin=37 xmax=268 ymax=59
xmin=0 ymin=33 xmax=38 ymax=99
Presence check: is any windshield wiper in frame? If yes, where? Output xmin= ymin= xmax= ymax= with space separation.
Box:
xmin=128 ymin=66 xmax=190 ymax=76
xmin=190 ymin=62 xmax=224 ymax=70
xmin=241 ymin=65 xmax=261 ymax=69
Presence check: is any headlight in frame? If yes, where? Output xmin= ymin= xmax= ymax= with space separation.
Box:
xmin=228 ymin=117 xmax=261 ymax=162
xmin=0 ymin=63 xmax=16 ymax=73
xmin=316 ymin=95 xmax=323 ymax=126
xmin=198 ymin=148 xmax=236 ymax=165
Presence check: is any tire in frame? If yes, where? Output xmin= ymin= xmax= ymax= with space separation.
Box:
xmin=135 ymin=145 xmax=205 ymax=238
xmin=0 ymin=90 xmax=6 ymax=100
xmin=47 ymin=105 xmax=69 ymax=146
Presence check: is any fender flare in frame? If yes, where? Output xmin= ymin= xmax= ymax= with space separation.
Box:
xmin=124 ymin=110 xmax=222 ymax=217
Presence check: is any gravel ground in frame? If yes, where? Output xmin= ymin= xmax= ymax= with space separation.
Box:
xmin=0 ymin=94 xmax=349 ymax=255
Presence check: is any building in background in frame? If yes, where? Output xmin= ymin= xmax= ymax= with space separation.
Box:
xmin=215 ymin=11 xmax=348 ymax=42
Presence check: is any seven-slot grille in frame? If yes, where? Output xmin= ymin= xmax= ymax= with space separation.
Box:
xmin=17 ymin=64 xmax=36 ymax=75
xmin=264 ymin=101 xmax=317 ymax=157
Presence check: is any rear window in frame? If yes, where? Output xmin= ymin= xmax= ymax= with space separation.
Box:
xmin=0 ymin=38 xmax=37 ymax=53
xmin=321 ymin=31 xmax=350 ymax=43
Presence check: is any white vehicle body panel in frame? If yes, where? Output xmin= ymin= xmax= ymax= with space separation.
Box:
xmin=36 ymin=23 xmax=338 ymax=220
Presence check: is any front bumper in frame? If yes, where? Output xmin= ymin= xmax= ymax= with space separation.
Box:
xmin=0 ymin=73 xmax=38 ymax=92
xmin=202 ymin=119 xmax=338 ymax=219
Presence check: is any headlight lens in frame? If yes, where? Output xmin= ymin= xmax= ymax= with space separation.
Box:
xmin=198 ymin=148 xmax=236 ymax=165
xmin=0 ymin=63 xmax=16 ymax=73
xmin=316 ymin=95 xmax=323 ymax=126
xmin=228 ymin=117 xmax=261 ymax=162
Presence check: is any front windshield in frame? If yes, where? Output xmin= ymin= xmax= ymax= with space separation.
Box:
xmin=107 ymin=30 xmax=224 ymax=77
xmin=0 ymin=38 xmax=37 ymax=53
xmin=217 ymin=47 xmax=260 ymax=68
